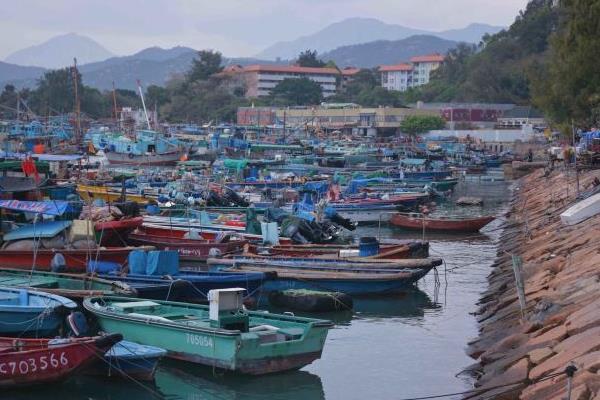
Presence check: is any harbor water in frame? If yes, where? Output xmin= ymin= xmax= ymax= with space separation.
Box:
xmin=7 ymin=175 xmax=511 ymax=400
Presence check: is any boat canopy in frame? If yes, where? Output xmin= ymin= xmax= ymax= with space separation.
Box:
xmin=0 ymin=199 xmax=70 ymax=215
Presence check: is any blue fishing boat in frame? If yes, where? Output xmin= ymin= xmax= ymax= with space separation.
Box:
xmin=0 ymin=287 xmax=76 ymax=336
xmin=207 ymin=257 xmax=438 ymax=295
xmin=88 ymin=340 xmax=167 ymax=381
xmin=98 ymin=271 xmax=270 ymax=302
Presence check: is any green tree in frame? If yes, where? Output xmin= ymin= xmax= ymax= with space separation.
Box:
xmin=296 ymin=50 xmax=326 ymax=68
xmin=400 ymin=115 xmax=446 ymax=135
xmin=188 ymin=50 xmax=223 ymax=81
xmin=29 ymin=68 xmax=79 ymax=116
xmin=0 ymin=85 xmax=19 ymax=119
xmin=531 ymin=0 xmax=600 ymax=130
xmin=145 ymin=85 xmax=170 ymax=109
xmin=270 ymin=78 xmax=322 ymax=105
xmin=411 ymin=0 xmax=558 ymax=104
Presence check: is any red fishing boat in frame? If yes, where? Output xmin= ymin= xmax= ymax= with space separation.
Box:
xmin=0 ymin=247 xmax=153 ymax=272
xmin=390 ymin=213 xmax=495 ymax=233
xmin=95 ymin=217 xmax=144 ymax=246
xmin=250 ymin=241 xmax=429 ymax=259
xmin=127 ymin=229 xmax=247 ymax=263
xmin=0 ymin=334 xmax=122 ymax=388
xmin=139 ymin=223 xmax=294 ymax=245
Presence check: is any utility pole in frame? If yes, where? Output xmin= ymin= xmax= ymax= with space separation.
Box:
xmin=72 ymin=58 xmax=81 ymax=145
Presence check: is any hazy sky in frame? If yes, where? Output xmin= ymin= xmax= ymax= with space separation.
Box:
xmin=0 ymin=0 xmax=529 ymax=59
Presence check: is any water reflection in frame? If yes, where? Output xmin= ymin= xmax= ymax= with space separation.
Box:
xmin=157 ymin=362 xmax=324 ymax=400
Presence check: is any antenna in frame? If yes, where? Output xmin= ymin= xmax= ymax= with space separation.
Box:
xmin=136 ymin=79 xmax=151 ymax=130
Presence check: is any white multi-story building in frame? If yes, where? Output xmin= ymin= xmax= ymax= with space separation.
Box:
xmin=379 ymin=53 xmax=445 ymax=92
xmin=409 ymin=54 xmax=444 ymax=86
xmin=222 ymin=64 xmax=339 ymax=98
xmin=380 ymin=63 xmax=413 ymax=92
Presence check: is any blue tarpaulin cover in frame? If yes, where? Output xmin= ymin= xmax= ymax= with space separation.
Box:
xmin=146 ymin=250 xmax=179 ymax=276
xmin=0 ymin=200 xmax=69 ymax=215
xmin=128 ymin=250 xmax=147 ymax=275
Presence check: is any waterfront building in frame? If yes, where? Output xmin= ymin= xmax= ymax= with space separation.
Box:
xmin=221 ymin=64 xmax=339 ymax=98
xmin=237 ymin=104 xmax=438 ymax=136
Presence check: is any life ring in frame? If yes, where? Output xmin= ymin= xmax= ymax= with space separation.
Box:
xmin=128 ymin=152 xmax=135 ymax=159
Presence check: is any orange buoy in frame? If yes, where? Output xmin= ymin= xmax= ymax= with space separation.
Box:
xmin=33 ymin=144 xmax=45 ymax=154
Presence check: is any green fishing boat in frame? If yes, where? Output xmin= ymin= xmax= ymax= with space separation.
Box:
xmin=83 ymin=289 xmax=332 ymax=375
xmin=0 ymin=268 xmax=136 ymax=300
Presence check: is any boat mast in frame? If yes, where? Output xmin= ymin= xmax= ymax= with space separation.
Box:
xmin=136 ymin=79 xmax=151 ymax=130
xmin=72 ymin=57 xmax=82 ymax=145
xmin=112 ymin=81 xmax=118 ymax=128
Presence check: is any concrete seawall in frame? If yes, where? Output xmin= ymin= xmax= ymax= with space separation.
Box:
xmin=466 ymin=167 xmax=600 ymax=399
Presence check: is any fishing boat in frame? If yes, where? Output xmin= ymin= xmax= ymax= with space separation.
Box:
xmin=127 ymin=229 xmax=247 ymax=263
xmin=97 ymin=130 xmax=187 ymax=166
xmin=77 ymin=184 xmax=153 ymax=205
xmin=0 ymin=334 xmax=122 ymax=388
xmin=87 ymin=340 xmax=167 ymax=381
xmin=208 ymin=257 xmax=438 ymax=295
xmin=269 ymin=289 xmax=353 ymax=312
xmin=0 ymin=246 xmax=153 ymax=272
xmin=95 ymin=217 xmax=144 ymax=246
xmin=253 ymin=241 xmax=429 ymax=259
xmin=0 ymin=287 xmax=77 ymax=336
xmin=390 ymin=213 xmax=495 ymax=233
xmin=0 ymin=269 xmax=136 ymax=299
xmin=138 ymin=223 xmax=293 ymax=245
xmin=96 ymin=271 xmax=270 ymax=303
xmin=84 ymin=291 xmax=333 ymax=374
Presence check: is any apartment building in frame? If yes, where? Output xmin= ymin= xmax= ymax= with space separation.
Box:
xmin=380 ymin=63 xmax=413 ymax=92
xmin=379 ymin=53 xmax=445 ymax=92
xmin=221 ymin=64 xmax=339 ymax=98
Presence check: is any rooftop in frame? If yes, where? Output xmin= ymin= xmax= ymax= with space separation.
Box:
xmin=410 ymin=54 xmax=445 ymax=63
xmin=341 ymin=67 xmax=361 ymax=76
xmin=242 ymin=64 xmax=340 ymax=75
xmin=379 ymin=63 xmax=413 ymax=72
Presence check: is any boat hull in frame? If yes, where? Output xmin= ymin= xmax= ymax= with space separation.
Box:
xmin=390 ymin=214 xmax=495 ymax=233
xmin=95 ymin=217 xmax=144 ymax=246
xmin=0 ymin=334 xmax=121 ymax=388
xmin=105 ymin=150 xmax=183 ymax=166
xmin=0 ymin=247 xmax=152 ymax=272
xmin=84 ymin=297 xmax=331 ymax=375
xmin=127 ymin=231 xmax=247 ymax=263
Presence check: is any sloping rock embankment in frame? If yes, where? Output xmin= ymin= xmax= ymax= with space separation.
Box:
xmin=466 ymin=167 xmax=600 ymax=399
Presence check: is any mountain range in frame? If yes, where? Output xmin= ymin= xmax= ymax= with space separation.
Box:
xmin=257 ymin=18 xmax=502 ymax=60
xmin=321 ymin=35 xmax=459 ymax=68
xmin=4 ymin=33 xmax=114 ymax=69
xmin=0 ymin=18 xmax=504 ymax=91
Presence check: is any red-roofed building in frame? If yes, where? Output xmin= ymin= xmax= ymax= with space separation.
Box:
xmin=379 ymin=53 xmax=445 ymax=92
xmin=222 ymin=64 xmax=339 ymax=98
xmin=340 ymin=67 xmax=361 ymax=88
xmin=379 ymin=63 xmax=414 ymax=91
xmin=410 ymin=53 xmax=444 ymax=87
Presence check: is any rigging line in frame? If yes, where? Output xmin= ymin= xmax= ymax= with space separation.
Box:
xmin=393 ymin=370 xmax=566 ymax=400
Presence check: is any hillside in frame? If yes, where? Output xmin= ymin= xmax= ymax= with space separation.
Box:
xmin=257 ymin=17 xmax=502 ymax=60
xmin=321 ymin=35 xmax=459 ymax=67
xmin=4 ymin=33 xmax=114 ymax=69
xmin=0 ymin=61 xmax=46 ymax=86
xmin=412 ymin=0 xmax=559 ymax=104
